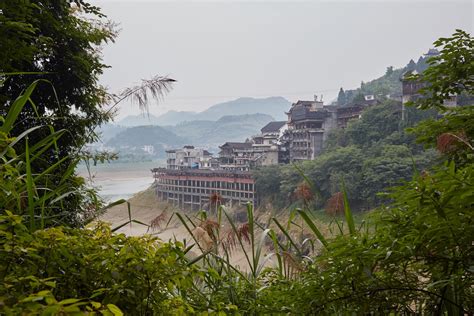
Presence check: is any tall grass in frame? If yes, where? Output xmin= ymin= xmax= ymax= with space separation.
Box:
xmin=172 ymin=173 xmax=360 ymax=290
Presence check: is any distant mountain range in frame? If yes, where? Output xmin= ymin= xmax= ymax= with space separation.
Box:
xmin=117 ymin=96 xmax=290 ymax=126
xmin=106 ymin=125 xmax=189 ymax=154
xmin=104 ymin=113 xmax=274 ymax=158
xmin=165 ymin=113 xmax=274 ymax=147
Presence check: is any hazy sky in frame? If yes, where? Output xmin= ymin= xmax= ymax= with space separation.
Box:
xmin=90 ymin=0 xmax=473 ymax=119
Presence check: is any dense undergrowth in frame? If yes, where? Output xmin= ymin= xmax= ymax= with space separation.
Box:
xmin=0 ymin=4 xmax=473 ymax=314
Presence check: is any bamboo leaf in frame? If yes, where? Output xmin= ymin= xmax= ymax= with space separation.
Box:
xmin=341 ymin=178 xmax=356 ymax=236
xmin=25 ymin=137 xmax=36 ymax=231
xmin=272 ymin=217 xmax=302 ymax=256
xmin=296 ymin=209 xmax=328 ymax=248
xmin=1 ymin=81 xmax=39 ymax=133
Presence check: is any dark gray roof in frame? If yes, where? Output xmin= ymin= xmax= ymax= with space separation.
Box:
xmin=425 ymin=48 xmax=439 ymax=56
xmin=219 ymin=142 xmax=252 ymax=149
xmin=261 ymin=121 xmax=286 ymax=133
xmin=294 ymin=100 xmax=314 ymax=106
xmin=289 ymin=106 xmax=328 ymax=121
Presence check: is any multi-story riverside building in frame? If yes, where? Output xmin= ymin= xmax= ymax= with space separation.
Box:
xmin=218 ymin=142 xmax=254 ymax=171
xmin=285 ymin=97 xmax=338 ymax=161
xmin=251 ymin=121 xmax=289 ymax=165
xmin=166 ymin=145 xmax=213 ymax=170
xmin=152 ymin=168 xmax=256 ymax=210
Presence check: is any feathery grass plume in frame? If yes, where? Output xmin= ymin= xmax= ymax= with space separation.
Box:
xmin=295 ymin=182 xmax=314 ymax=203
xmin=237 ymin=222 xmax=251 ymax=244
xmin=110 ymin=75 xmax=176 ymax=113
xmin=221 ymin=222 xmax=251 ymax=253
xmin=191 ymin=226 xmax=214 ymax=251
xmin=282 ymin=251 xmax=304 ymax=279
xmin=199 ymin=219 xmax=220 ymax=243
xmin=325 ymin=192 xmax=344 ymax=216
xmin=436 ymin=131 xmax=471 ymax=153
xmin=150 ymin=212 xmax=167 ymax=231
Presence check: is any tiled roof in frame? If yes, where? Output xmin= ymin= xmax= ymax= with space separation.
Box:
xmin=219 ymin=142 xmax=252 ymax=149
xmin=261 ymin=121 xmax=286 ymax=133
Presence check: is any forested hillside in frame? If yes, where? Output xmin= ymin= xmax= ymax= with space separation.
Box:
xmin=336 ymin=54 xmax=432 ymax=105
xmin=254 ymin=99 xmax=438 ymax=209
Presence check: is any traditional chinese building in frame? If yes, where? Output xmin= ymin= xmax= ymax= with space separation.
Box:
xmin=336 ymin=105 xmax=365 ymax=128
xmin=251 ymin=121 xmax=288 ymax=166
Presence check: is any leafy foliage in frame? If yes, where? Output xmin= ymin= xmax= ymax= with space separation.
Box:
xmin=410 ymin=30 xmax=474 ymax=111
xmin=0 ymin=212 xmax=199 ymax=315
xmin=0 ymin=0 xmax=116 ymax=225
xmin=255 ymin=99 xmax=437 ymax=210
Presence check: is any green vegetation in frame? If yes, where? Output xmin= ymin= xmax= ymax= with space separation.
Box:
xmin=0 ymin=0 xmax=116 ymax=225
xmin=0 ymin=0 xmax=472 ymax=313
xmin=254 ymin=99 xmax=438 ymax=210
xmin=337 ymin=51 xmax=433 ymax=105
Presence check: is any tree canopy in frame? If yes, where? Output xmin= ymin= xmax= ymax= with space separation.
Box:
xmin=0 ymin=0 xmax=116 ymax=150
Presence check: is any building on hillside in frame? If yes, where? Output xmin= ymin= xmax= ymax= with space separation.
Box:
xmin=142 ymin=145 xmax=155 ymax=155
xmin=251 ymin=121 xmax=289 ymax=166
xmin=401 ymin=70 xmax=425 ymax=105
xmin=153 ymin=168 xmax=256 ymax=210
xmin=218 ymin=142 xmax=254 ymax=171
xmin=424 ymin=48 xmax=440 ymax=58
xmin=166 ymin=145 xmax=213 ymax=170
xmin=401 ymin=68 xmax=457 ymax=118
xmin=363 ymin=95 xmax=378 ymax=106
xmin=336 ymin=105 xmax=365 ymax=128
xmin=285 ymin=97 xmax=338 ymax=161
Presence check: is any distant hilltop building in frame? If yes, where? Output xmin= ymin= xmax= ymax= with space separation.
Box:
xmin=401 ymin=49 xmax=457 ymax=117
xmin=424 ymin=48 xmax=440 ymax=58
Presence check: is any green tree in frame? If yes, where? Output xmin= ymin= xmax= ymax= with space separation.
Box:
xmin=0 ymin=1 xmax=174 ymax=225
xmin=0 ymin=1 xmax=116 ymax=147
xmin=337 ymin=87 xmax=346 ymax=105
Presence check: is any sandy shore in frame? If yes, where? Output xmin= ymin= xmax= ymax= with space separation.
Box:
xmin=98 ymin=186 xmax=272 ymax=271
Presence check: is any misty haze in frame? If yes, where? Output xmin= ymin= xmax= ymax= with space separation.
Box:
xmin=1 ymin=0 xmax=473 ymax=314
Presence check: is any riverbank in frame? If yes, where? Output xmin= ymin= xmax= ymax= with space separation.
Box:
xmin=76 ymin=161 xmax=164 ymax=201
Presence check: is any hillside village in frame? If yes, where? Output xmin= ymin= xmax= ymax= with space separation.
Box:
xmin=152 ymin=49 xmax=462 ymax=210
